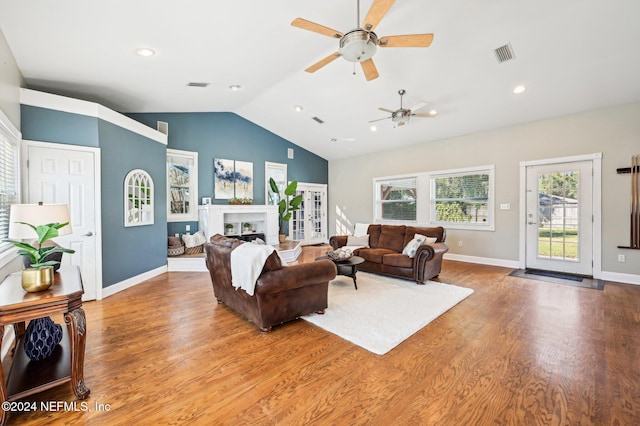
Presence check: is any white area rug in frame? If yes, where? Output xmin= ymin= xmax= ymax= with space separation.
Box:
xmin=303 ymin=272 xmax=474 ymax=355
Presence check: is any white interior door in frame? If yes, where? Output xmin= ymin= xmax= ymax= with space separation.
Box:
xmin=525 ymin=161 xmax=593 ymax=275
xmin=291 ymin=183 xmax=327 ymax=245
xmin=23 ymin=141 xmax=102 ymax=300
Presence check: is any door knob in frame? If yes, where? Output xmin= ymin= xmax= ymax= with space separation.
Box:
xmin=83 ymin=231 xmax=94 ymax=236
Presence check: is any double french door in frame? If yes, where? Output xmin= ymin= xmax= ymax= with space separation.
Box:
xmin=290 ymin=183 xmax=327 ymax=245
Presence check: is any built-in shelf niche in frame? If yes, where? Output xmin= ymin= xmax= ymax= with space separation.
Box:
xmin=199 ymin=205 xmax=278 ymax=245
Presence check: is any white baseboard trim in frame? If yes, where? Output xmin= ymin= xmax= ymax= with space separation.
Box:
xmin=444 ymin=253 xmax=520 ymax=269
xmin=445 ymin=254 xmax=640 ymax=286
xmin=599 ymin=271 xmax=640 ymax=286
xmin=102 ymin=265 xmax=168 ymax=298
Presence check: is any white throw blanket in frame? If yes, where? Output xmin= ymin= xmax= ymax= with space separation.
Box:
xmin=230 ymin=243 xmax=275 ymax=296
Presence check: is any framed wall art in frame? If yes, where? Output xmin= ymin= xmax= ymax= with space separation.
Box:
xmin=214 ymin=158 xmax=253 ymax=200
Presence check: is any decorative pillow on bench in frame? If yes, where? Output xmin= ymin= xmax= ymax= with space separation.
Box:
xmin=402 ymin=233 xmax=437 ymax=258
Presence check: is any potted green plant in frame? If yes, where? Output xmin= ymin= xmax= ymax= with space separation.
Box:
xmin=242 ymin=222 xmax=252 ymax=233
xmin=225 ymin=223 xmax=234 ymax=235
xmin=269 ymin=178 xmax=303 ymax=242
xmin=6 ymin=221 xmax=76 ymax=292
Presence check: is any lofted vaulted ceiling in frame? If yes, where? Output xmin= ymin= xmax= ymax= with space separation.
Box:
xmin=1 ymin=0 xmax=639 ymax=160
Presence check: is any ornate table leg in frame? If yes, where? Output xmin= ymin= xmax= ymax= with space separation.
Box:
xmin=64 ymin=308 xmax=90 ymax=399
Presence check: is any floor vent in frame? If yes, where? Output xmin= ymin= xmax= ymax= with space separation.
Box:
xmin=187 ymin=82 xmax=209 ymax=87
xmin=494 ymin=43 xmax=515 ymax=63
xmin=312 ymin=116 xmax=325 ymax=124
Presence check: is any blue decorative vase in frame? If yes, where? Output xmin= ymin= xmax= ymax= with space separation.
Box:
xmin=24 ymin=316 xmax=63 ymax=361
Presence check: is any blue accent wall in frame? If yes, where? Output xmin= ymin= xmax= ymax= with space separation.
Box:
xmin=21 ymin=105 xmax=99 ymax=146
xmin=126 ymin=112 xmax=329 ymax=236
xmin=98 ymin=120 xmax=167 ymax=286
xmin=20 ymin=104 xmax=167 ymax=288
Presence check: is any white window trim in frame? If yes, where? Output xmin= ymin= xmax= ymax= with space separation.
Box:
xmin=0 ymin=108 xmax=21 ymax=267
xmin=429 ymin=164 xmax=495 ymax=231
xmin=167 ymin=148 xmax=199 ymax=222
xmin=373 ymin=173 xmax=419 ymax=224
xmin=372 ymin=165 xmax=495 ymax=231
xmin=265 ymin=161 xmax=287 ymax=205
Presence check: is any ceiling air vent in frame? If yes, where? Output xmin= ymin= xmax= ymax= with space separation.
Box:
xmin=494 ymin=43 xmax=515 ymax=63
xmin=187 ymin=82 xmax=209 ymax=87
xmin=312 ymin=116 xmax=325 ymax=124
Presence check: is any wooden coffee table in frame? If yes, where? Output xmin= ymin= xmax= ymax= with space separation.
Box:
xmin=316 ymin=255 xmax=365 ymax=290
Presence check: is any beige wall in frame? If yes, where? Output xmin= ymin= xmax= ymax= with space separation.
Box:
xmin=0 ymin=27 xmax=23 ymax=127
xmin=329 ymin=102 xmax=640 ymax=279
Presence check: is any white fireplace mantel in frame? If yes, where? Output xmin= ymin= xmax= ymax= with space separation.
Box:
xmin=198 ymin=204 xmax=279 ymax=246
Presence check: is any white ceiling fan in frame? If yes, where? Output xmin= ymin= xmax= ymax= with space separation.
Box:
xmin=369 ymin=89 xmax=437 ymax=126
xmin=291 ymin=0 xmax=434 ymax=81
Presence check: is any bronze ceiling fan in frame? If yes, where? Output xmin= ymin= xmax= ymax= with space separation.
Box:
xmin=369 ymin=89 xmax=437 ymax=126
xmin=291 ymin=0 xmax=434 ymax=81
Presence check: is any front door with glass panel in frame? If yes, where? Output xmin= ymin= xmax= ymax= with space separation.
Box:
xmin=290 ymin=183 xmax=327 ymax=245
xmin=525 ymin=161 xmax=593 ymax=275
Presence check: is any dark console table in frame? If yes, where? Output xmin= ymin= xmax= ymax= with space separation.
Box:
xmin=0 ymin=266 xmax=90 ymax=425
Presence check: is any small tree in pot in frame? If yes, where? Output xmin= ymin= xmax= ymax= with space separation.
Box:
xmin=269 ymin=178 xmax=303 ymax=242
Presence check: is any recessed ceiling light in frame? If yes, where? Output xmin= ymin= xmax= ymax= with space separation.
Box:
xmin=137 ymin=48 xmax=155 ymax=57
xmin=229 ymin=85 xmax=241 ymax=91
xmin=513 ymin=85 xmax=526 ymax=94
xmin=294 ymin=105 xmax=303 ymax=112
xmin=370 ymin=126 xmax=377 ymax=132
xmin=330 ymin=138 xmax=337 ymax=142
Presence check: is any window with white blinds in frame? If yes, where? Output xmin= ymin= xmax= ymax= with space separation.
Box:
xmin=0 ymin=116 xmax=19 ymax=254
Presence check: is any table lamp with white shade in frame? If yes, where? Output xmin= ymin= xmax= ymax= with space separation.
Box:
xmin=7 ymin=202 xmax=75 ymax=292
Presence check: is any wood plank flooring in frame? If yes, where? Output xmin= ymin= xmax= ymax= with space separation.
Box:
xmin=4 ymin=245 xmax=640 ymax=425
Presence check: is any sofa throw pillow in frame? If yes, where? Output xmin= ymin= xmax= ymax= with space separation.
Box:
xmin=346 ymin=234 xmax=370 ymax=248
xmin=402 ymin=234 xmax=425 ymax=258
xmin=402 ymin=233 xmax=437 ymax=258
xmin=353 ymin=223 xmax=370 ymax=236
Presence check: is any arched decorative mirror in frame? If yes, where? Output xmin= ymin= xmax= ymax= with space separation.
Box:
xmin=125 ymin=169 xmax=154 ymax=227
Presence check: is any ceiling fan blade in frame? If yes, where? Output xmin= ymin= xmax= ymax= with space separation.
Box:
xmin=305 ymin=52 xmax=341 ymax=73
xmin=360 ymin=59 xmax=379 ymax=81
xmin=369 ymin=116 xmax=391 ymax=123
xmin=413 ymin=112 xmax=436 ymax=117
xmin=291 ymin=18 xmax=344 ymax=39
xmin=362 ymin=0 xmax=396 ymax=32
xmin=379 ymin=34 xmax=434 ymax=48
xmin=378 ymin=107 xmax=395 ymax=113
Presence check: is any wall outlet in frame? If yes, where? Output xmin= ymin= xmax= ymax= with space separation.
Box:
xmin=618 ymin=254 xmax=626 ymax=262
xmin=458 ymin=241 xmax=463 ymax=247
xmin=500 ymin=203 xmax=511 ymax=210
xmin=186 ymin=224 xmax=191 ymax=232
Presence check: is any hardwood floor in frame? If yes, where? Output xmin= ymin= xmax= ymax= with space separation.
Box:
xmin=5 ymin=245 xmax=640 ymax=425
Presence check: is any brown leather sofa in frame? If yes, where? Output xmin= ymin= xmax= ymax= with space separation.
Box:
xmin=329 ymin=224 xmax=448 ymax=284
xmin=204 ymin=234 xmax=336 ymax=332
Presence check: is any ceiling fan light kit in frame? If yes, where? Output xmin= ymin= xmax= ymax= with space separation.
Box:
xmin=291 ymin=0 xmax=433 ymax=81
xmin=340 ymin=30 xmax=378 ymax=62
xmin=370 ymin=89 xmax=436 ymax=126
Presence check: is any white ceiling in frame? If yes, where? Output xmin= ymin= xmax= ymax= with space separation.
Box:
xmin=1 ymin=0 xmax=639 ymax=160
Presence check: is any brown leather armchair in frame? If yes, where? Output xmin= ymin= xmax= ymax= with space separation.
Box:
xmin=204 ymin=234 xmax=336 ymax=332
